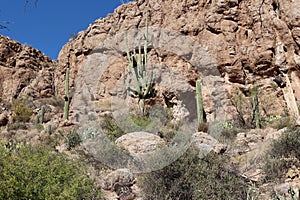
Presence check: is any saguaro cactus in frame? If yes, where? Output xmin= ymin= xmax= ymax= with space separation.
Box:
xmin=125 ymin=12 xmax=155 ymax=115
xmin=47 ymin=125 xmax=51 ymax=135
xmin=252 ymin=88 xmax=260 ymax=129
xmin=41 ymin=105 xmax=45 ymax=123
xmin=64 ymin=68 xmax=70 ymax=120
xmin=196 ymin=79 xmax=204 ymax=130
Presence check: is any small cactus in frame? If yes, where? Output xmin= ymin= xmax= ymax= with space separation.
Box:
xmin=46 ymin=125 xmax=51 ymax=135
xmin=35 ymin=114 xmax=40 ymax=124
xmin=41 ymin=105 xmax=45 ymax=123
xmin=196 ymin=79 xmax=204 ymax=130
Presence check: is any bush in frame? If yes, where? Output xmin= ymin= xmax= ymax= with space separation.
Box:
xmin=273 ymin=187 xmax=300 ymax=200
xmin=0 ymin=144 xmax=102 ymax=199
xmin=139 ymin=149 xmax=248 ymax=200
xmin=65 ymin=129 xmax=82 ymax=150
xmin=7 ymin=122 xmax=28 ymax=130
xmin=11 ymin=99 xmax=33 ymax=122
xmin=101 ymin=116 xmax=125 ymax=142
xmin=263 ymin=127 xmax=300 ymax=181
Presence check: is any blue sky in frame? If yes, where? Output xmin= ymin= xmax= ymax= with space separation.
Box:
xmin=0 ymin=1 xmax=130 ymax=60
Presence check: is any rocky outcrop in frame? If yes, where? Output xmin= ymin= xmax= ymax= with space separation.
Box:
xmin=0 ymin=35 xmax=55 ymax=101
xmin=56 ymin=0 xmax=300 ymax=125
xmin=191 ymin=132 xmax=227 ymax=156
xmin=115 ymin=131 xmax=165 ymax=154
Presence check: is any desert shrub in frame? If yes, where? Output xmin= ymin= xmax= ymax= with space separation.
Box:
xmin=7 ymin=122 xmax=28 ymax=130
xmin=208 ymin=120 xmax=246 ymax=145
xmin=41 ymin=133 xmax=62 ymax=149
xmin=65 ymin=129 xmax=82 ymax=150
xmin=11 ymin=99 xmax=33 ymax=122
xmin=273 ymin=187 xmax=300 ymax=200
xmin=139 ymin=149 xmax=248 ymax=200
xmin=101 ymin=116 xmax=125 ymax=142
xmin=0 ymin=144 xmax=102 ymax=199
xmin=261 ymin=115 xmax=290 ymax=130
xmin=101 ymin=113 xmax=164 ymax=142
xmin=263 ymin=127 xmax=300 ymax=181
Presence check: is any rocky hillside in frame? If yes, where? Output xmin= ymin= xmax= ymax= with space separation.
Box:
xmin=57 ymin=0 xmax=300 ymax=126
xmin=0 ymin=0 xmax=300 ymax=199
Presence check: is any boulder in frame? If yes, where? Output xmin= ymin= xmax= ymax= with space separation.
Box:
xmin=191 ymin=132 xmax=227 ymax=156
xmin=115 ymin=132 xmax=165 ymax=154
xmin=102 ymin=168 xmax=135 ymax=191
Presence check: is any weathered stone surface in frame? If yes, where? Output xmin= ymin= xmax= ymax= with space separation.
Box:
xmin=0 ymin=35 xmax=55 ymax=101
xmin=115 ymin=132 xmax=165 ymax=154
xmin=56 ymin=0 xmax=300 ymax=125
xmin=191 ymin=132 xmax=227 ymax=156
xmin=102 ymin=168 xmax=135 ymax=191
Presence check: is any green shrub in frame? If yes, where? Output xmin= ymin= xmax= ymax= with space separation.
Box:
xmin=0 ymin=144 xmax=102 ymax=199
xmin=101 ymin=116 xmax=125 ymax=142
xmin=11 ymin=99 xmax=33 ymax=122
xmin=263 ymin=127 xmax=300 ymax=181
xmin=65 ymin=129 xmax=82 ymax=150
xmin=139 ymin=149 xmax=248 ymax=200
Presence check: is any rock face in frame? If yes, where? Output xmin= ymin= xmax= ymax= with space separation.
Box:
xmin=56 ymin=0 xmax=300 ymax=126
xmin=115 ymin=132 xmax=165 ymax=154
xmin=0 ymin=35 xmax=55 ymax=101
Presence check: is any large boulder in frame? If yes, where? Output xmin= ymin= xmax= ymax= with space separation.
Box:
xmin=191 ymin=132 xmax=227 ymax=156
xmin=115 ymin=131 xmax=165 ymax=155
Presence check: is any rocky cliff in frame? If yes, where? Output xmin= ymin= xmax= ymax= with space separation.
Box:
xmin=57 ymin=0 xmax=300 ymax=126
xmin=0 ymin=0 xmax=300 ymax=199
xmin=0 ymin=35 xmax=55 ymax=101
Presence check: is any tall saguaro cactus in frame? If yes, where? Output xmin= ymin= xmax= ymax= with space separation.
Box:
xmin=64 ymin=68 xmax=70 ymax=120
xmin=125 ymin=12 xmax=155 ymax=115
xmin=196 ymin=79 xmax=204 ymax=130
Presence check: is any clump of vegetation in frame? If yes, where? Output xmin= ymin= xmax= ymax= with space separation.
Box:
xmin=101 ymin=106 xmax=167 ymax=142
xmin=273 ymin=187 xmax=300 ymax=200
xmin=219 ymin=121 xmax=243 ymax=143
xmin=7 ymin=122 xmax=28 ymax=130
xmin=11 ymin=98 xmax=33 ymax=122
xmin=0 ymin=144 xmax=102 ymax=199
xmin=101 ymin=116 xmax=125 ymax=142
xmin=263 ymin=127 xmax=300 ymax=182
xmin=65 ymin=129 xmax=82 ymax=150
xmin=139 ymin=148 xmax=248 ymax=200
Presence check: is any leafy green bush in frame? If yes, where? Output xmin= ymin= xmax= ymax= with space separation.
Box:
xmin=139 ymin=149 xmax=248 ymax=200
xmin=0 ymin=144 xmax=102 ymax=199
xmin=11 ymin=99 xmax=33 ymax=122
xmin=263 ymin=127 xmax=300 ymax=181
